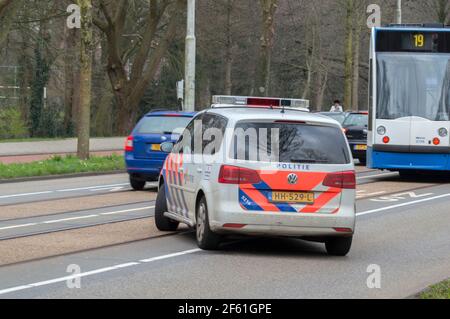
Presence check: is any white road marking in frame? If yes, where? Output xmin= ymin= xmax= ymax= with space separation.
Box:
xmin=0 ymin=182 xmax=158 ymax=201
xmin=0 ymin=206 xmax=155 ymax=231
xmin=0 ymin=183 xmax=130 ymax=201
xmin=356 ymin=191 xmax=386 ymax=199
xmin=43 ymin=215 xmax=99 ymax=224
xmin=90 ymin=187 xmax=125 ymax=193
xmin=0 ymin=262 xmax=140 ymax=295
xmin=140 ymin=249 xmax=201 ymax=263
xmin=100 ymin=206 xmax=155 ymax=216
xmin=0 ymin=249 xmax=202 ymax=296
xmin=357 ymin=172 xmax=398 ymax=180
xmin=0 ymin=223 xmax=38 ymax=231
xmin=57 ymin=184 xmax=129 ymax=193
xmin=370 ymin=191 xmax=433 ymax=203
xmin=0 ymin=191 xmax=53 ymax=199
xmin=357 ymin=193 xmax=450 ymax=217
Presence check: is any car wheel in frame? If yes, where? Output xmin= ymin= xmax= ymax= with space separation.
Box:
xmin=130 ymin=176 xmax=146 ymax=191
xmin=325 ymin=236 xmax=353 ymax=256
xmin=155 ymin=184 xmax=179 ymax=231
xmin=196 ymin=196 xmax=221 ymax=250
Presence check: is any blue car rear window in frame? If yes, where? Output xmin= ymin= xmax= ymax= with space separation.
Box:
xmin=137 ymin=116 xmax=193 ymax=135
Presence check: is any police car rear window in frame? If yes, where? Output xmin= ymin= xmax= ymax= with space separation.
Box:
xmin=137 ymin=116 xmax=192 ymax=135
xmin=231 ymin=122 xmax=350 ymax=164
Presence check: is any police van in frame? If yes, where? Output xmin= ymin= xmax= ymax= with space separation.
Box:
xmin=155 ymin=96 xmax=356 ymax=256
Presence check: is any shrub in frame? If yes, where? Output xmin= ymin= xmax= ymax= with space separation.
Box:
xmin=0 ymin=107 xmax=29 ymax=139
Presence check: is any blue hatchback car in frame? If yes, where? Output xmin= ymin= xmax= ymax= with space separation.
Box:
xmin=125 ymin=110 xmax=196 ymax=190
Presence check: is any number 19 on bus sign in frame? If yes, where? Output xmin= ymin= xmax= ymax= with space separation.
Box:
xmin=414 ymin=34 xmax=425 ymax=48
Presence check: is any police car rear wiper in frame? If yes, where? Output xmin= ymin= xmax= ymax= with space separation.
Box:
xmin=290 ymin=159 xmax=329 ymax=164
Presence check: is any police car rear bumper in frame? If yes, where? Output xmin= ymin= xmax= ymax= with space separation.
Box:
xmin=209 ymin=212 xmax=355 ymax=238
xmin=211 ymin=223 xmax=354 ymax=238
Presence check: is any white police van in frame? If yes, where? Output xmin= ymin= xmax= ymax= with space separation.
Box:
xmin=155 ymin=96 xmax=356 ymax=256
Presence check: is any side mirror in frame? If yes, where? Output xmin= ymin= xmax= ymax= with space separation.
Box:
xmin=161 ymin=142 xmax=174 ymax=153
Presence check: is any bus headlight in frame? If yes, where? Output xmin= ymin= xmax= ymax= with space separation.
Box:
xmin=377 ymin=126 xmax=386 ymax=135
xmin=438 ymin=128 xmax=448 ymax=137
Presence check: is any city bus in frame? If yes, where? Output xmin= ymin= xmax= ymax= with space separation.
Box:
xmin=368 ymin=24 xmax=450 ymax=176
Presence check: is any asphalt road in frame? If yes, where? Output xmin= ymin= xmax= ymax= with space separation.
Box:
xmin=0 ymin=170 xmax=448 ymax=298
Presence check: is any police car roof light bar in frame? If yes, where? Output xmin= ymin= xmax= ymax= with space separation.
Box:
xmin=212 ymin=95 xmax=310 ymax=110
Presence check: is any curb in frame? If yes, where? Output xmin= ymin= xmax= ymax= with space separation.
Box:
xmin=0 ymin=170 xmax=127 ymax=184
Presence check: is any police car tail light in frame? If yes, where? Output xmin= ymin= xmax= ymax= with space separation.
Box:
xmin=124 ymin=136 xmax=134 ymax=152
xmin=218 ymin=165 xmax=261 ymax=184
xmin=323 ymin=171 xmax=356 ymax=189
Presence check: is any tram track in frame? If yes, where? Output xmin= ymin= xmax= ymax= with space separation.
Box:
xmin=0 ymin=215 xmax=153 ymax=242
xmin=0 ymin=168 xmax=444 ymax=247
xmin=0 ymin=175 xmax=447 ymax=268
xmin=0 ymin=170 xmax=385 ymax=208
xmin=0 ymin=176 xmax=442 ymax=242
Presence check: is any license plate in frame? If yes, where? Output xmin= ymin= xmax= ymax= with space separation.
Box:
xmin=354 ymin=145 xmax=367 ymax=151
xmin=151 ymin=144 xmax=162 ymax=151
xmin=271 ymin=192 xmax=315 ymax=204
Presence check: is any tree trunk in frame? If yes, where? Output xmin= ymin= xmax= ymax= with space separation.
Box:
xmin=18 ymin=28 xmax=33 ymax=124
xmin=435 ymin=0 xmax=449 ymax=24
xmin=318 ymin=71 xmax=328 ymax=112
xmin=64 ymin=27 xmax=79 ymax=136
xmin=343 ymin=0 xmax=354 ymax=110
xmin=0 ymin=0 xmax=12 ymax=16
xmin=302 ymin=59 xmax=313 ymax=100
xmin=352 ymin=13 xmax=361 ymax=111
xmin=0 ymin=0 xmax=17 ymax=47
xmin=256 ymin=0 xmax=278 ymax=96
xmin=76 ymin=0 xmax=93 ymax=160
xmin=224 ymin=0 xmax=233 ymax=95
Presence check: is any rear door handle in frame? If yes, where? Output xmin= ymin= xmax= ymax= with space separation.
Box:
xmin=197 ymin=168 xmax=203 ymax=173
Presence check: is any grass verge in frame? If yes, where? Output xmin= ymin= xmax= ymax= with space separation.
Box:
xmin=420 ymin=279 xmax=450 ymax=299
xmin=0 ymin=137 xmax=67 ymax=143
xmin=0 ymin=154 xmax=125 ymax=179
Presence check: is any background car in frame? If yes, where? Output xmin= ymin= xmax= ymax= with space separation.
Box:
xmin=125 ymin=110 xmax=196 ymax=190
xmin=342 ymin=112 xmax=369 ymax=164
xmin=318 ymin=112 xmax=348 ymax=125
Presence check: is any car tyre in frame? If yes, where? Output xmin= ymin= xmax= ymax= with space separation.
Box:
xmin=130 ymin=176 xmax=146 ymax=191
xmin=196 ymin=196 xmax=221 ymax=250
xmin=325 ymin=236 xmax=353 ymax=256
xmin=155 ymin=184 xmax=179 ymax=231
